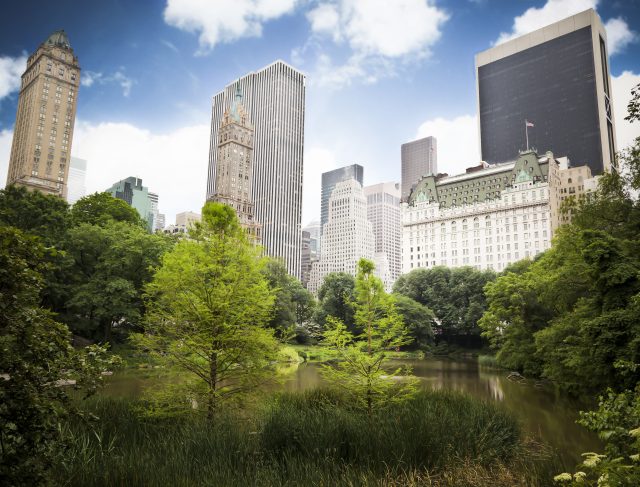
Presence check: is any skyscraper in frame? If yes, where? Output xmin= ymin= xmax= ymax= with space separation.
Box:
xmin=364 ymin=182 xmax=402 ymax=291
xmin=302 ymin=220 xmax=320 ymax=288
xmin=105 ymin=177 xmax=154 ymax=232
xmin=210 ymin=86 xmax=260 ymax=240
xmin=301 ymin=230 xmax=312 ymax=288
xmin=5 ymin=30 xmax=80 ymax=197
xmin=148 ymin=192 xmax=165 ymax=232
xmin=401 ymin=136 xmax=437 ymax=202
xmin=308 ymin=179 xmax=375 ymax=295
xmin=476 ymin=8 xmax=616 ymax=175
xmin=206 ymin=60 xmax=305 ymax=278
xmin=321 ymin=164 xmax=364 ymax=233
xmin=66 ymin=156 xmax=87 ymax=204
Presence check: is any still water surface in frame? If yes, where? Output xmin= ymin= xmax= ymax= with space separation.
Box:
xmin=104 ymin=357 xmax=601 ymax=467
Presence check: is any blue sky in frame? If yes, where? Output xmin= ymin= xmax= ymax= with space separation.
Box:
xmin=1 ymin=0 xmax=639 ymax=224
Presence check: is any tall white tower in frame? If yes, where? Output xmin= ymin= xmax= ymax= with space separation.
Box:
xmin=308 ymin=179 xmax=375 ymax=295
xmin=206 ymin=61 xmax=305 ymax=277
xmin=364 ymin=182 xmax=402 ymax=291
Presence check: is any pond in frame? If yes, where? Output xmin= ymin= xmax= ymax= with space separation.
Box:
xmin=103 ymin=357 xmax=601 ymax=468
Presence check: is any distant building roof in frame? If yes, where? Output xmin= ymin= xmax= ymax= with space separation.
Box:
xmin=44 ymin=30 xmax=71 ymax=49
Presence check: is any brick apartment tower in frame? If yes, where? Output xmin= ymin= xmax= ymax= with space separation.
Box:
xmin=5 ymin=30 xmax=80 ymax=198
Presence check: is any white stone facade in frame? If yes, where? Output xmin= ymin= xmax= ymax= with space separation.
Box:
xmin=403 ymin=152 xmax=559 ymax=273
xmin=308 ymin=179 xmax=375 ymax=295
xmin=364 ymin=182 xmax=402 ymax=291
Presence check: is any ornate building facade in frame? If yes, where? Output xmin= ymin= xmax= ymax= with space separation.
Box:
xmin=5 ymin=30 xmax=80 ymax=198
xmin=211 ymin=87 xmax=261 ymax=240
xmin=403 ymin=151 xmax=563 ymax=273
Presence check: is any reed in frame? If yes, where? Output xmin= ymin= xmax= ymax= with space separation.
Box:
xmin=53 ymin=391 xmax=557 ymax=486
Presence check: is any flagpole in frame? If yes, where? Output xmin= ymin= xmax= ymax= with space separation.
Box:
xmin=525 ymin=120 xmax=529 ymax=151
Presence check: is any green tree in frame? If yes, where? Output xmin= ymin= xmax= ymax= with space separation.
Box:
xmin=321 ymin=259 xmax=416 ymax=414
xmin=70 ymin=192 xmax=143 ymax=227
xmin=315 ymin=272 xmax=356 ymax=332
xmin=134 ymin=203 xmax=279 ymax=418
xmin=0 ymin=185 xmax=69 ymax=245
xmin=61 ymin=221 xmax=171 ymax=342
xmin=261 ymin=259 xmax=315 ymax=339
xmin=392 ymin=294 xmax=435 ymax=349
xmin=393 ymin=266 xmax=496 ymax=343
xmin=0 ymin=227 xmax=116 ymax=486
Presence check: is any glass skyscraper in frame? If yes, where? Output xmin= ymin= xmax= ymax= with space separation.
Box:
xmin=476 ymin=9 xmax=616 ymax=175
xmin=206 ymin=61 xmax=305 ymax=278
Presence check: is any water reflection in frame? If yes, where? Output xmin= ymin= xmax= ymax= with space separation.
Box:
xmin=104 ymin=357 xmax=601 ymax=467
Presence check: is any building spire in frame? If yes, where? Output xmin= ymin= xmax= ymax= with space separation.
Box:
xmin=44 ymin=30 xmax=71 ymax=49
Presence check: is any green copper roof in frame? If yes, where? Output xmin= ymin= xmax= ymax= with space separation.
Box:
xmin=229 ymin=85 xmax=243 ymax=123
xmin=45 ymin=30 xmax=71 ymax=49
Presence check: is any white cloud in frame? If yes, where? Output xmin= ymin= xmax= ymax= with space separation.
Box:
xmin=161 ymin=39 xmax=180 ymax=53
xmin=164 ymin=0 xmax=297 ymax=53
xmin=604 ymin=17 xmax=637 ymax=56
xmin=81 ymin=70 xmax=136 ymax=97
xmin=0 ymin=129 xmax=13 ymax=185
xmin=304 ymin=0 xmax=448 ymax=87
xmin=415 ymin=115 xmax=480 ymax=176
xmin=0 ymin=122 xmax=211 ymax=224
xmin=0 ymin=54 xmax=27 ymax=100
xmin=496 ymin=0 xmax=597 ymax=45
xmin=70 ymin=121 xmax=210 ymax=223
xmin=495 ymin=0 xmax=636 ymax=56
xmin=307 ymin=4 xmax=341 ymax=41
xmin=612 ymin=71 xmax=640 ymax=151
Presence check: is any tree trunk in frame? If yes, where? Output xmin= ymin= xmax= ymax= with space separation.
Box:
xmin=103 ymin=319 xmax=112 ymax=344
xmin=366 ymin=366 xmax=372 ymax=415
xmin=208 ymin=351 xmax=218 ymax=420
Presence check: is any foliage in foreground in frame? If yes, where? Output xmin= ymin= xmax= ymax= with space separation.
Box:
xmin=133 ymin=202 xmax=279 ymax=418
xmin=54 ymin=390 xmax=558 ymax=487
xmin=0 ymin=227 xmax=118 ymax=486
xmin=555 ymin=385 xmax=640 ymax=486
xmin=321 ymin=259 xmax=417 ymax=413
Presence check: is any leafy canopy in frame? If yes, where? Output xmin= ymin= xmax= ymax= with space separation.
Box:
xmin=70 ymin=192 xmax=143 ymax=227
xmin=0 ymin=227 xmax=117 ymax=486
xmin=321 ymin=259 xmax=417 ymax=414
xmin=133 ymin=202 xmax=279 ymax=418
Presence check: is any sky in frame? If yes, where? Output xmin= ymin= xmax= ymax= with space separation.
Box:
xmin=0 ymin=0 xmax=639 ymax=226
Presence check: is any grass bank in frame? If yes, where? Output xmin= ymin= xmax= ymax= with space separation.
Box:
xmin=54 ymin=389 xmax=559 ymax=486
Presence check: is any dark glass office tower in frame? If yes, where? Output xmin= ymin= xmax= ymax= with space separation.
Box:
xmin=401 ymin=136 xmax=437 ymax=202
xmin=476 ymin=9 xmax=616 ymax=175
xmin=321 ymin=164 xmax=364 ymax=233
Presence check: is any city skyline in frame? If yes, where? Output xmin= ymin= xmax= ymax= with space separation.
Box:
xmin=0 ymin=1 xmax=639 ymax=226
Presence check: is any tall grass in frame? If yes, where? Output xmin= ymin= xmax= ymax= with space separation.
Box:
xmin=478 ymin=354 xmax=502 ymax=369
xmin=53 ymin=391 xmax=558 ymax=486
xmin=261 ymin=388 xmax=520 ymax=469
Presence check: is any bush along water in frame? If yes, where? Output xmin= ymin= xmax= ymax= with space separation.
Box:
xmin=52 ymin=389 xmax=560 ymax=487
